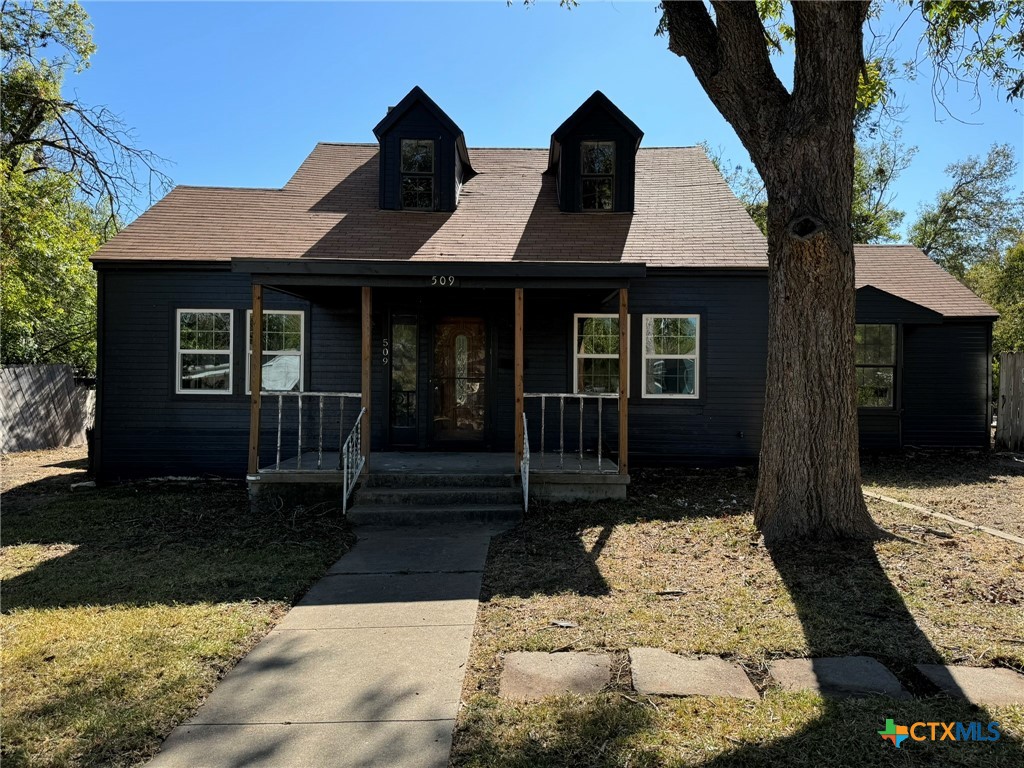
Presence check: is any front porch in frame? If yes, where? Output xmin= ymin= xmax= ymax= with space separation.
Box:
xmin=242 ymin=263 xmax=641 ymax=515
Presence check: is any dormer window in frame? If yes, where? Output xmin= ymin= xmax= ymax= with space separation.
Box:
xmin=547 ymin=92 xmax=643 ymax=213
xmin=581 ymin=141 xmax=615 ymax=211
xmin=373 ymin=87 xmax=475 ymax=212
xmin=401 ymin=139 xmax=435 ymax=210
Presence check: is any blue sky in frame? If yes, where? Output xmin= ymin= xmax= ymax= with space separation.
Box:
xmin=76 ymin=1 xmax=1022 ymax=233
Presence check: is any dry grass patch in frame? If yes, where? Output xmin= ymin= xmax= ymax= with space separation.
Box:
xmin=455 ymin=467 xmax=1024 ymax=766
xmin=863 ymin=450 xmax=1024 ymax=538
xmin=1 ymin=447 xmax=353 ymax=767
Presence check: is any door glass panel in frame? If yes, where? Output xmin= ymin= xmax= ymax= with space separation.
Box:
xmin=390 ymin=317 xmax=418 ymax=430
xmin=433 ymin=317 xmax=485 ymax=442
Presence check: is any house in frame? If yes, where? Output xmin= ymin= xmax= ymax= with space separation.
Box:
xmin=89 ymin=87 xmax=997 ymax=512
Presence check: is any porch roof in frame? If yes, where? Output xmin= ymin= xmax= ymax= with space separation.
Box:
xmin=90 ymin=144 xmax=768 ymax=268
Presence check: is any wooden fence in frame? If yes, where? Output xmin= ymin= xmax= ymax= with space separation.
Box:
xmin=996 ymin=351 xmax=1024 ymax=452
xmin=0 ymin=365 xmax=95 ymax=453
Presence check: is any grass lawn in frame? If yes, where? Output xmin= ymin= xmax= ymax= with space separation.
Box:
xmin=452 ymin=465 xmax=1024 ymax=767
xmin=0 ymin=448 xmax=353 ymax=768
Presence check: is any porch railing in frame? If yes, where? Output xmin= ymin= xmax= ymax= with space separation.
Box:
xmin=524 ymin=392 xmax=619 ymax=473
xmin=261 ymin=390 xmax=361 ymax=471
xmin=521 ymin=412 xmax=530 ymax=513
xmin=342 ymin=407 xmax=366 ymax=516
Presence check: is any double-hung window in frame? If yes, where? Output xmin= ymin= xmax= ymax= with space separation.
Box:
xmin=855 ymin=324 xmax=896 ymax=408
xmin=642 ymin=315 xmax=699 ymax=398
xmin=400 ymin=139 xmax=435 ymax=210
xmin=247 ymin=310 xmax=304 ymax=393
xmin=574 ymin=314 xmax=621 ymax=394
xmin=580 ymin=141 xmax=615 ymax=211
xmin=176 ymin=310 xmax=233 ymax=394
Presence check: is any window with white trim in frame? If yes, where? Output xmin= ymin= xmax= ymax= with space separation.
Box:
xmin=573 ymin=314 xmax=622 ymax=394
xmin=176 ymin=309 xmax=233 ymax=394
xmin=247 ymin=310 xmax=304 ymax=393
xmin=642 ymin=314 xmax=699 ymax=398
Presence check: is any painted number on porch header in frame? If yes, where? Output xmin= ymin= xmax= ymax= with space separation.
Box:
xmin=431 ymin=275 xmax=457 ymax=286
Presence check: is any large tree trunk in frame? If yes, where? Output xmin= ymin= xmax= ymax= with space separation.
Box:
xmin=663 ymin=1 xmax=880 ymax=542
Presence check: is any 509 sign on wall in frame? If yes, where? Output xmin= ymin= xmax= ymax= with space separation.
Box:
xmin=382 ymin=337 xmax=389 ymax=365
xmin=431 ymin=275 xmax=457 ymax=287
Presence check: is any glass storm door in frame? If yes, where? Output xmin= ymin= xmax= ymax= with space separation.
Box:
xmin=389 ymin=315 xmax=419 ymax=446
xmin=431 ymin=317 xmax=486 ymax=444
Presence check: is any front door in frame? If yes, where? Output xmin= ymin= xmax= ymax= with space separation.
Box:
xmin=431 ymin=316 xmax=486 ymax=444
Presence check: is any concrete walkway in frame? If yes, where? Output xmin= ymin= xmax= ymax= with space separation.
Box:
xmin=149 ymin=525 xmax=502 ymax=768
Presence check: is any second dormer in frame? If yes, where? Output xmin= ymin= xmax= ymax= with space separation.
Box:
xmin=373 ymin=86 xmax=475 ymax=212
xmin=547 ymin=91 xmax=643 ymax=213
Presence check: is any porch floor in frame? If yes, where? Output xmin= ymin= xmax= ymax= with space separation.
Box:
xmin=258 ymin=451 xmax=618 ymax=475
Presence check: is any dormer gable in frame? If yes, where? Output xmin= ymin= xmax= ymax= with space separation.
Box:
xmin=373 ymin=86 xmax=475 ymax=212
xmin=546 ymin=91 xmax=643 ymax=213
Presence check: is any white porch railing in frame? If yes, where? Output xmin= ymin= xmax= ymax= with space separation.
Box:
xmin=342 ymin=407 xmax=366 ymax=516
xmin=261 ymin=390 xmax=361 ymax=471
xmin=524 ymin=393 xmax=620 ymax=473
xmin=521 ymin=412 xmax=530 ymax=512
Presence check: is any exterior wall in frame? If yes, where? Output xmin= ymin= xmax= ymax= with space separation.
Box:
xmin=95 ymin=269 xmax=361 ymax=480
xmin=95 ymin=267 xmax=991 ymax=481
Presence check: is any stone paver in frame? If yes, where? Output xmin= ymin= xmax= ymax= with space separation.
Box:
xmin=769 ymin=656 xmax=909 ymax=699
xmin=629 ymin=647 xmax=758 ymax=700
xmin=499 ymin=652 xmax=611 ymax=701
xmin=916 ymin=664 xmax=1024 ymax=706
xmin=148 ymin=524 xmax=506 ymax=768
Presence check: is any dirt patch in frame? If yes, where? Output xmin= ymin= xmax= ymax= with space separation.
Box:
xmin=1 ymin=446 xmax=88 ymax=496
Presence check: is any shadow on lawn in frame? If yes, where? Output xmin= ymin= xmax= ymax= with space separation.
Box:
xmin=456 ymin=469 xmax=1023 ymax=767
xmin=0 ymin=476 xmax=354 ymax=610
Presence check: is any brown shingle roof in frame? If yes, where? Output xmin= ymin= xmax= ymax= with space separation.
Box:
xmin=854 ymin=245 xmax=997 ymax=318
xmin=90 ymin=143 xmax=768 ymax=267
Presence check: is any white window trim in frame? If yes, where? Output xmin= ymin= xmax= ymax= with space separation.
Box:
xmin=641 ymin=314 xmax=700 ymax=400
xmin=246 ymin=309 xmax=305 ymax=394
xmin=572 ymin=313 xmax=630 ymax=395
xmin=175 ymin=308 xmax=234 ymax=396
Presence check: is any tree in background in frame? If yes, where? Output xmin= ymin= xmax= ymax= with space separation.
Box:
xmin=1 ymin=0 xmax=169 ymax=374
xmin=659 ymin=1 xmax=1022 ymax=542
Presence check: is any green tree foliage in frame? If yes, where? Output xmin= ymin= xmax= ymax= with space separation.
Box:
xmin=708 ymin=139 xmax=913 ymax=243
xmin=1 ymin=1 xmax=166 ymax=374
xmin=909 ymin=143 xmax=1024 ymax=278
xmin=969 ymin=235 xmax=1024 ymax=357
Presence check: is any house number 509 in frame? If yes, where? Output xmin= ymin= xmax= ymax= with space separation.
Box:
xmin=382 ymin=338 xmax=389 ymax=365
xmin=431 ymin=275 xmax=455 ymax=286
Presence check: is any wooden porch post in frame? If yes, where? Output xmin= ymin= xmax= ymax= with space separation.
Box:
xmin=514 ymin=288 xmax=525 ymax=470
xmin=247 ymin=283 xmax=264 ymax=475
xmin=618 ymin=287 xmax=629 ymax=475
xmin=361 ymin=286 xmax=372 ymax=471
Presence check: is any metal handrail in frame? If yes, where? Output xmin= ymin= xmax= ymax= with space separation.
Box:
xmin=521 ymin=412 xmax=530 ymax=513
xmin=523 ymin=392 xmax=619 ymax=473
xmin=260 ymin=390 xmax=361 ymax=471
xmin=342 ymin=407 xmax=367 ymax=516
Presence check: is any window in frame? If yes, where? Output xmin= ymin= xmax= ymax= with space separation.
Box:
xmin=580 ymin=141 xmax=615 ymax=211
xmin=177 ymin=310 xmax=233 ymax=394
xmin=247 ymin=310 xmax=304 ymax=393
xmin=574 ymin=314 xmax=622 ymax=394
xmin=855 ymin=324 xmax=896 ymax=408
xmin=642 ymin=315 xmax=699 ymax=398
xmin=400 ymin=138 xmax=434 ymax=210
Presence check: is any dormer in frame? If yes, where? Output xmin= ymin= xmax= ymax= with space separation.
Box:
xmin=547 ymin=91 xmax=643 ymax=213
xmin=373 ymin=86 xmax=475 ymax=212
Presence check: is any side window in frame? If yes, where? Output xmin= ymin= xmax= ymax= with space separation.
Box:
xmin=642 ymin=315 xmax=699 ymax=398
xmin=247 ymin=310 xmax=304 ymax=393
xmin=574 ymin=314 xmax=620 ymax=393
xmin=176 ymin=310 xmax=233 ymax=394
xmin=855 ymin=324 xmax=896 ymax=408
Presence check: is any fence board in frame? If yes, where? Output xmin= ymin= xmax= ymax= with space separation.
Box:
xmin=0 ymin=365 xmax=95 ymax=453
xmin=996 ymin=352 xmax=1024 ymax=452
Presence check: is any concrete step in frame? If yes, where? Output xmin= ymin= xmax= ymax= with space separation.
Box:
xmin=364 ymin=472 xmax=517 ymax=489
xmin=355 ymin=486 xmax=523 ymax=507
xmin=346 ymin=503 xmax=523 ymax=527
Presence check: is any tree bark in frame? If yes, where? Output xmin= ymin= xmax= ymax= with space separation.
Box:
xmin=663 ymin=1 xmax=880 ymax=542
